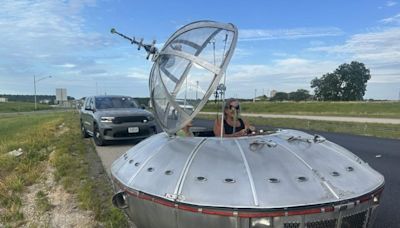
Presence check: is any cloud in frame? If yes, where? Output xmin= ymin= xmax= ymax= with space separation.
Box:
xmin=308 ymin=28 xmax=400 ymax=64
xmin=0 ymin=0 xmax=108 ymax=76
xmin=239 ymin=27 xmax=344 ymax=41
xmin=380 ymin=13 xmax=400 ymax=25
xmin=228 ymin=58 xmax=338 ymax=83
xmin=308 ymin=28 xmax=400 ymax=84
xmin=58 ymin=63 xmax=76 ymax=68
xmin=386 ymin=1 xmax=398 ymax=7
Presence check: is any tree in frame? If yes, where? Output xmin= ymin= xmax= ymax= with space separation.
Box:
xmin=311 ymin=61 xmax=371 ymax=101
xmin=270 ymin=92 xmax=288 ymax=101
xmin=288 ymin=89 xmax=311 ymax=101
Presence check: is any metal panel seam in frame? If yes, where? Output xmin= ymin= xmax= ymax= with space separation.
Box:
xmin=235 ymin=139 xmax=259 ymax=206
xmin=174 ymin=138 xmax=207 ymax=198
xmin=277 ymin=139 xmax=341 ymax=200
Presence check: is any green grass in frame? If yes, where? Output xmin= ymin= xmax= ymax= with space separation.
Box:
xmin=0 ymin=112 xmax=127 ymax=227
xmin=0 ymin=101 xmax=51 ymax=113
xmin=198 ymin=114 xmax=400 ymax=139
xmin=0 ymin=112 xmax=63 ymax=224
xmin=49 ymin=113 xmax=128 ymax=227
xmin=35 ymin=190 xmax=52 ymax=213
xmin=203 ymin=101 xmax=400 ymax=118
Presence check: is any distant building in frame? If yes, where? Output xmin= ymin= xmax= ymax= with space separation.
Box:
xmin=0 ymin=97 xmax=8 ymax=102
xmin=39 ymin=99 xmax=51 ymax=104
xmin=270 ymin=90 xmax=277 ymax=98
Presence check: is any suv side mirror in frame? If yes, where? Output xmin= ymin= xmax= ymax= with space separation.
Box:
xmin=140 ymin=104 xmax=146 ymax=109
xmin=85 ymin=107 xmax=95 ymax=112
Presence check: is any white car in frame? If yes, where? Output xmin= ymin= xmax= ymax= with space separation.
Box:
xmin=170 ymin=99 xmax=194 ymax=119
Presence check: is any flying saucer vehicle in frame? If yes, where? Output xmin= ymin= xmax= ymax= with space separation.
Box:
xmin=110 ymin=21 xmax=384 ymax=228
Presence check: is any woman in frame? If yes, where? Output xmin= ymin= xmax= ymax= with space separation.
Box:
xmin=213 ymin=99 xmax=253 ymax=137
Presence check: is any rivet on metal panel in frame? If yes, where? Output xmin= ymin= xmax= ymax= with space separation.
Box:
xmin=297 ymin=176 xmax=308 ymax=182
xmin=177 ymin=195 xmax=185 ymax=201
xmin=147 ymin=167 xmax=154 ymax=172
xmin=268 ymin=178 xmax=280 ymax=183
xmin=224 ymin=178 xmax=236 ymax=183
xmin=129 ymin=159 xmax=134 ymax=164
xmin=165 ymin=170 xmax=173 ymax=175
xmin=134 ymin=162 xmax=140 ymax=167
xmin=196 ymin=176 xmax=207 ymax=182
xmin=165 ymin=193 xmax=177 ymax=199
xmin=346 ymin=166 xmax=354 ymax=172
xmin=331 ymin=171 xmax=340 ymax=177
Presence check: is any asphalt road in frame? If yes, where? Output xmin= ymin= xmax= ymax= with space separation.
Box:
xmin=94 ymin=119 xmax=400 ymax=228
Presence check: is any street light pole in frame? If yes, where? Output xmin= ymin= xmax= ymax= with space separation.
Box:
xmin=34 ymin=75 xmax=37 ymax=110
xmin=34 ymin=75 xmax=52 ymax=110
xmin=196 ymin=80 xmax=199 ymax=100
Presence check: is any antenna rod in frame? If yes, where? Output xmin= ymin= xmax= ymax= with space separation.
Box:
xmin=110 ymin=28 xmax=158 ymax=60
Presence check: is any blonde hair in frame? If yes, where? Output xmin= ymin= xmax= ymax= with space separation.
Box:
xmin=224 ymin=98 xmax=239 ymax=110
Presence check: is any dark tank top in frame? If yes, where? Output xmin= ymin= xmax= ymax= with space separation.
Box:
xmin=224 ymin=118 xmax=245 ymax=134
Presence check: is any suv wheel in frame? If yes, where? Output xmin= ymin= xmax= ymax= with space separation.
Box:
xmin=93 ymin=124 xmax=107 ymax=146
xmin=80 ymin=121 xmax=89 ymax=138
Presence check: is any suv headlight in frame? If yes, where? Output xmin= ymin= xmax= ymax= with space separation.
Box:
xmin=101 ymin=117 xmax=115 ymax=123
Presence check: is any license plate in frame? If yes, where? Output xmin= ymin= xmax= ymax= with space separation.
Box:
xmin=128 ymin=127 xmax=139 ymax=133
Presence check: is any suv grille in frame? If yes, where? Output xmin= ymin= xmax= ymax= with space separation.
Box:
xmin=113 ymin=116 xmax=147 ymax=124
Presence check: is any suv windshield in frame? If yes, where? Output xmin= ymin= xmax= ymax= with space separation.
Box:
xmin=95 ymin=97 xmax=138 ymax=109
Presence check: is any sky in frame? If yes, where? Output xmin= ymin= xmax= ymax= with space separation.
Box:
xmin=0 ymin=0 xmax=400 ymax=100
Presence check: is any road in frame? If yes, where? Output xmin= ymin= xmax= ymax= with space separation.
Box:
xmin=201 ymin=112 xmax=400 ymax=124
xmin=94 ymin=119 xmax=400 ymax=228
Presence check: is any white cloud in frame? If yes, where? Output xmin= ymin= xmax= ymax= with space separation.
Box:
xmin=308 ymin=28 xmax=400 ymax=84
xmin=228 ymin=58 xmax=338 ymax=83
xmin=58 ymin=63 xmax=76 ymax=68
xmin=386 ymin=1 xmax=398 ymax=7
xmin=239 ymin=27 xmax=343 ymax=41
xmin=0 ymin=0 xmax=106 ymax=75
xmin=308 ymin=28 xmax=400 ymax=64
xmin=126 ymin=68 xmax=150 ymax=80
xmin=380 ymin=13 xmax=400 ymax=24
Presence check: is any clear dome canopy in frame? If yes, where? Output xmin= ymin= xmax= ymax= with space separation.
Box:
xmin=149 ymin=21 xmax=238 ymax=135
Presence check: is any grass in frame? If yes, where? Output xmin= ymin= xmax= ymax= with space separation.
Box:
xmin=48 ymin=112 xmax=128 ymax=227
xmin=0 ymin=112 xmax=127 ymax=227
xmin=0 ymin=101 xmax=51 ymax=113
xmin=198 ymin=114 xmax=400 ymax=139
xmin=0 ymin=112 xmax=62 ymax=224
xmin=35 ymin=191 xmax=52 ymax=213
xmin=203 ymin=101 xmax=400 ymax=118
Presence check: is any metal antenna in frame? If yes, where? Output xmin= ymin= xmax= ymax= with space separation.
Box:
xmin=110 ymin=28 xmax=158 ymax=60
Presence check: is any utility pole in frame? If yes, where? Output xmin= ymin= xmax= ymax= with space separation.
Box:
xmin=34 ymin=75 xmax=52 ymax=110
xmin=253 ymin=89 xmax=257 ymax=103
xmin=398 ymin=88 xmax=400 ymax=101
xmin=34 ymin=75 xmax=36 ymax=110
xmin=196 ymin=80 xmax=199 ymax=100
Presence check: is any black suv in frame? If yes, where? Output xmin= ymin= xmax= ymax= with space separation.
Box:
xmin=80 ymin=95 xmax=157 ymax=146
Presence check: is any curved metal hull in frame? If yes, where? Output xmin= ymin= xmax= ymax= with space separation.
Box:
xmin=111 ymin=130 xmax=384 ymax=228
xmin=113 ymin=178 xmax=382 ymax=228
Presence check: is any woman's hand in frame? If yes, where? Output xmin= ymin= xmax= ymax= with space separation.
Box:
xmin=232 ymin=129 xmax=247 ymax=137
